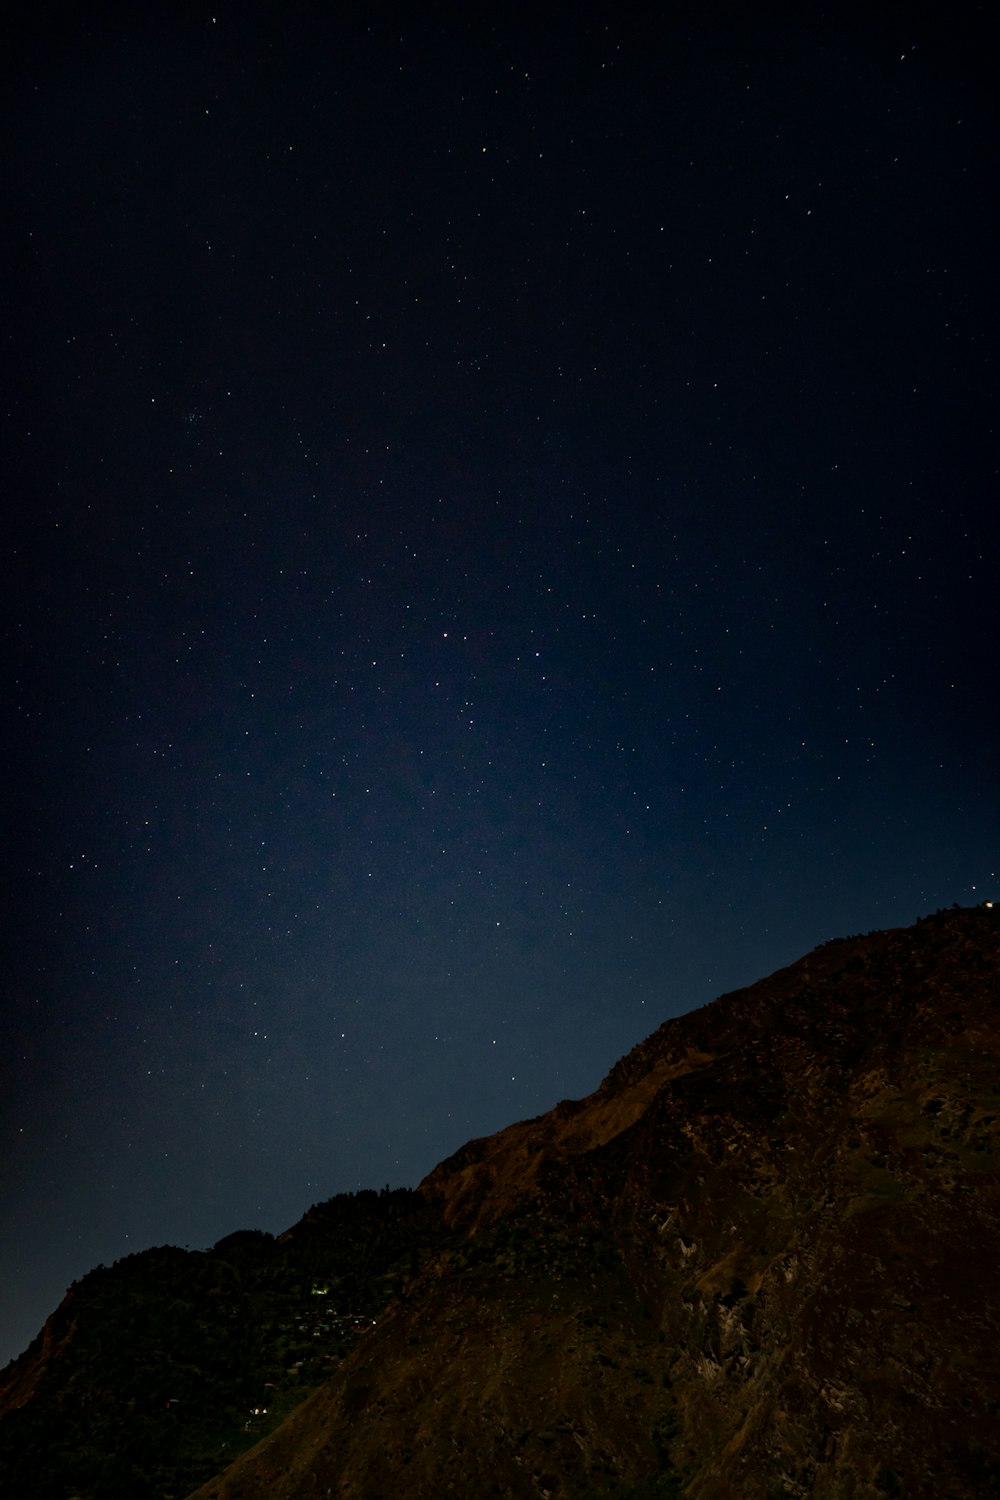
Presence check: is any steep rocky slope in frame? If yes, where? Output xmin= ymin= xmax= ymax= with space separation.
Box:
xmin=185 ymin=905 xmax=1000 ymax=1499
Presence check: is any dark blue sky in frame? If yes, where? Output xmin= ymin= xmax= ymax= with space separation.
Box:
xmin=3 ymin=2 xmax=996 ymax=1368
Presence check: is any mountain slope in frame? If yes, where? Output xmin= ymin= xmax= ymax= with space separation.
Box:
xmin=0 ymin=1191 xmax=450 ymax=1498
xmin=183 ymin=905 xmax=1000 ymax=1499
xmin=2 ymin=907 xmax=996 ymax=1499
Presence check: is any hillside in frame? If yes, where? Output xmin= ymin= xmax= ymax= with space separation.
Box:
xmin=0 ymin=1191 xmax=450 ymax=1498
xmin=186 ymin=906 xmax=1000 ymax=1500
xmin=2 ymin=906 xmax=998 ymax=1499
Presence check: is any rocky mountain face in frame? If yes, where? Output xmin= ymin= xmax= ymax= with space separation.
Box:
xmin=182 ymin=906 xmax=1000 ymax=1500
xmin=2 ymin=908 xmax=997 ymax=1500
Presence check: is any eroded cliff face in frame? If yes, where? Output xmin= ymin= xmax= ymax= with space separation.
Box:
xmin=185 ymin=906 xmax=998 ymax=1499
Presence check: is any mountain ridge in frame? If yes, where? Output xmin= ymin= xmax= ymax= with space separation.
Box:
xmin=189 ymin=906 xmax=1000 ymax=1499
xmin=2 ymin=905 xmax=998 ymax=1499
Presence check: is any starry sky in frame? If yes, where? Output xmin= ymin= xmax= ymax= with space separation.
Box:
xmin=2 ymin=2 xmax=996 ymax=1368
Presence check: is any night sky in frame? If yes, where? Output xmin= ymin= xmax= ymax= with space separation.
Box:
xmin=3 ymin=3 xmax=996 ymax=1369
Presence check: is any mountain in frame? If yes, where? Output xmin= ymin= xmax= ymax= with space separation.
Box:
xmin=2 ymin=907 xmax=998 ymax=1499
xmin=0 ymin=1192 xmax=451 ymax=1498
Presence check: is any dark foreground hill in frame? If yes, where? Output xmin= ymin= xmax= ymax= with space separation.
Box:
xmin=0 ymin=1189 xmax=449 ymax=1497
xmin=2 ymin=907 xmax=998 ymax=1499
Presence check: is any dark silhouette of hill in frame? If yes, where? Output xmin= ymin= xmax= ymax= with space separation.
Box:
xmin=2 ymin=906 xmax=997 ymax=1499
xmin=0 ymin=1190 xmax=450 ymax=1498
